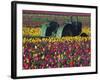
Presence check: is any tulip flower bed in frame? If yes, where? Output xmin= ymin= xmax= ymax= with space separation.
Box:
xmin=23 ymin=37 xmax=91 ymax=69
xmin=23 ymin=27 xmax=41 ymax=37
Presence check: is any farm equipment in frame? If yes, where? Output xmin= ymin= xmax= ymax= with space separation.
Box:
xmin=41 ymin=16 xmax=82 ymax=37
xmin=62 ymin=16 xmax=82 ymax=37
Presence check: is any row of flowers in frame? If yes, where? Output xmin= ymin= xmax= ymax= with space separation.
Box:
xmin=23 ymin=37 xmax=91 ymax=69
xmin=23 ymin=27 xmax=41 ymax=37
xmin=22 ymin=26 xmax=91 ymax=37
xmin=23 ymin=36 xmax=90 ymax=43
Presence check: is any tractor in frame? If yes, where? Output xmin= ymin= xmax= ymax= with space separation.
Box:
xmin=41 ymin=16 xmax=83 ymax=37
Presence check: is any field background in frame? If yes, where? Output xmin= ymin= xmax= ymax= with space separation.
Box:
xmin=23 ymin=11 xmax=91 ymax=37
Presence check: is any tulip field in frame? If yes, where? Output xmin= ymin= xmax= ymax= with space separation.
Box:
xmin=23 ymin=36 xmax=91 ymax=69
xmin=22 ymin=11 xmax=91 ymax=69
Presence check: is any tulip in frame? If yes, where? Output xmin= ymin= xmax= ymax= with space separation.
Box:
xmin=23 ymin=36 xmax=91 ymax=69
